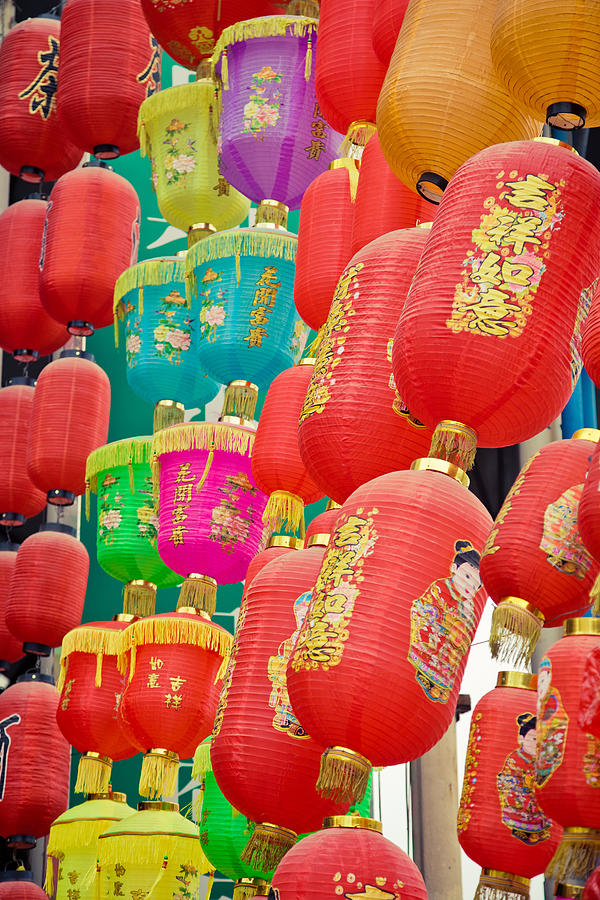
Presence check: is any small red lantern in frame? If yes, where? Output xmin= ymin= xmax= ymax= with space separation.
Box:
xmin=0 ymin=545 xmax=22 ymax=670
xmin=26 ymin=352 xmax=111 ymax=507
xmin=56 ymin=618 xmax=139 ymax=795
xmin=58 ymin=0 xmax=160 ymax=158
xmin=535 ymin=619 xmax=600 ymax=882
xmin=585 ymin=868 xmax=600 ymax=900
xmin=0 ymin=673 xmax=70 ymax=848
xmin=287 ymin=463 xmax=493 ymax=804
xmin=298 ymin=227 xmax=434 ymax=504
xmin=304 ymin=501 xmax=342 ymax=548
xmin=0 ymin=200 xmax=65 ymax=362
xmin=6 ymin=523 xmax=89 ymax=657
xmin=392 ymin=139 xmax=600 ymax=471
xmin=244 ymin=536 xmax=304 ymax=596
xmin=0 ymin=871 xmax=47 ymax=899
xmin=0 ymin=380 xmax=47 ymax=527
xmin=118 ymin=609 xmax=232 ymax=798
xmin=39 ymin=163 xmax=140 ymax=335
xmin=457 ymin=672 xmax=562 ymax=900
xmin=0 ymin=18 xmax=82 ymax=183
xmin=295 ymin=161 xmax=359 ymax=331
xmin=211 ymin=539 xmax=349 ymax=871
xmin=480 ymin=432 xmax=599 ymax=666
xmin=271 ymin=816 xmax=427 ymax=900
xmin=372 ymin=0 xmax=410 ymax=66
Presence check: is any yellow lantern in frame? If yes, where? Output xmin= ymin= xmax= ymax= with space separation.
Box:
xmin=137 ymin=68 xmax=250 ymax=243
xmin=491 ymin=0 xmax=600 ymax=129
xmin=376 ymin=0 xmax=540 ymax=202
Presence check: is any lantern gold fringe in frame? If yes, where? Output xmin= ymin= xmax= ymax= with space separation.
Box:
xmin=177 ymin=577 xmax=217 ymax=618
xmin=241 ymin=823 xmax=296 ymax=871
xmin=114 ymin=258 xmax=188 ymax=318
xmin=58 ymin=626 xmax=122 ymax=692
xmin=138 ymin=81 xmax=220 ymax=160
xmin=192 ymin=741 xmax=213 ymax=782
xmin=340 ymin=121 xmax=377 ymax=156
xmin=590 ymin=573 xmax=600 ymax=616
xmin=429 ymin=420 xmax=478 ymax=471
xmin=98 ymin=831 xmax=211 ymax=871
xmin=489 ymin=600 xmax=543 ymax=668
xmin=255 ymin=202 xmax=289 ymax=229
xmin=317 ymin=747 xmax=371 ymax=804
xmin=45 ymin=817 xmax=122 ymax=897
xmin=474 ymin=870 xmax=529 ymax=900
xmin=546 ymin=829 xmax=600 ymax=882
xmin=263 ymin=491 xmax=305 ymax=535
xmin=212 ymin=16 xmax=318 ymax=67
xmin=223 ymin=383 xmax=259 ymax=420
xmin=234 ymin=879 xmax=271 ymax=900
xmin=139 ymin=751 xmax=180 ymax=799
xmin=152 ymin=421 xmax=255 ymax=461
xmin=74 ymin=753 xmax=113 ymax=795
xmin=86 ymin=437 xmax=152 ymax=493
xmin=154 ymin=401 xmax=186 ymax=433
xmin=123 ymin=580 xmax=157 ymax=617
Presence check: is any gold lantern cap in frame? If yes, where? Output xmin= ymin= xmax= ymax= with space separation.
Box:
xmin=267 ymin=535 xmax=304 ymax=550
xmin=299 ymin=357 xmax=315 ymax=366
xmin=306 ymin=533 xmax=331 ymax=548
xmin=323 ymin=816 xmax=382 ymax=833
xmin=188 ymin=223 xmax=217 ymax=248
xmin=88 ymin=791 xmax=127 ymax=802
xmin=255 ymin=199 xmax=289 ymax=230
xmin=138 ymin=801 xmax=179 ymax=812
xmin=326 ymin=499 xmax=341 ymax=510
xmin=496 ymin=671 xmax=537 ymax=690
xmin=573 ymin=428 xmax=600 ymax=442
xmin=564 ymin=618 xmax=600 ymax=637
xmin=411 ymin=457 xmax=470 ymax=488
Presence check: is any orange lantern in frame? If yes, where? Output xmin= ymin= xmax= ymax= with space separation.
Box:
xmin=372 ymin=0 xmax=410 ymax=66
xmin=287 ymin=463 xmax=493 ymax=804
xmin=298 ymin=227 xmax=434 ymax=504
xmin=0 ymin=380 xmax=46 ymax=527
xmin=0 ymin=545 xmax=21 ymax=670
xmin=458 ymin=672 xmax=562 ymax=900
xmin=392 ymin=139 xmax=600 ymax=471
xmin=479 ymin=432 xmax=599 ymax=666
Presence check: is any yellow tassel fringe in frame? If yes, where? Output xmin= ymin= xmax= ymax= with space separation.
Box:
xmin=317 ymin=748 xmax=371 ymax=805
xmin=263 ymin=491 xmax=305 ymax=534
xmin=152 ymin=421 xmax=255 ymax=461
xmin=196 ymin=451 xmax=214 ymax=493
xmin=429 ymin=421 xmax=478 ymax=471
xmin=138 ymin=81 xmax=220 ymax=158
xmin=192 ymin=739 xmax=213 ymax=782
xmin=212 ymin=16 xmax=318 ymax=67
xmin=489 ymin=601 xmax=543 ymax=668
xmin=241 ymin=824 xmax=296 ymax=871
xmin=114 ymin=258 xmax=187 ymax=318
xmin=86 ymin=437 xmax=152 ymax=493
xmin=59 ymin=625 xmax=122 ymax=692
xmin=474 ymin=871 xmax=529 ymax=900
xmin=74 ymin=754 xmax=113 ymax=795
xmin=222 ymin=383 xmax=258 ymax=420
xmin=547 ymin=831 xmax=600 ymax=882
xmin=340 ymin=121 xmax=377 ymax=156
xmin=123 ymin=581 xmax=157 ymax=617
xmin=304 ymin=35 xmax=312 ymax=79
xmin=98 ymin=832 xmax=210 ymax=871
xmin=177 ymin=577 xmax=217 ymax=618
xmin=139 ymin=751 xmax=180 ymax=800
xmin=153 ymin=401 xmax=186 ymax=433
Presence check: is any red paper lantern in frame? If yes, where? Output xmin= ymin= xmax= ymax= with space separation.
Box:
xmin=585 ymin=868 xmax=600 ymax=900
xmin=56 ymin=618 xmax=138 ymax=795
xmin=457 ymin=672 xmax=562 ymax=900
xmin=315 ymin=0 xmax=387 ymax=145
xmin=0 ymin=18 xmax=82 ymax=183
xmin=211 ymin=541 xmax=349 ymax=871
xmin=0 ymin=200 xmax=65 ymax=362
xmin=372 ymin=0 xmax=410 ymax=66
xmin=6 ymin=523 xmax=89 ymax=657
xmin=27 ymin=352 xmax=111 ymax=506
xmin=118 ymin=609 xmax=231 ymax=798
xmin=271 ymin=816 xmax=427 ymax=900
xmin=287 ymin=464 xmax=493 ymax=804
xmin=304 ymin=502 xmax=342 ymax=548
xmin=0 ymin=871 xmax=47 ymax=899
xmin=580 ymin=645 xmax=600 ymax=740
xmin=39 ymin=163 xmax=140 ymax=335
xmin=480 ymin=432 xmax=599 ymax=666
xmin=0 ymin=545 xmax=22 ymax=670
xmin=583 ymin=291 xmax=600 ymax=390
xmin=252 ymin=361 xmax=324 ymax=533
xmin=58 ymin=0 xmax=160 ymax=158
xmin=295 ymin=161 xmax=359 ymax=331
xmin=535 ymin=619 xmax=600 ymax=882
xmin=298 ymin=228 xmax=434 ymax=504
xmin=577 ymin=438 xmax=600 ymax=568
xmin=244 ymin=536 xmax=304 ymax=596
xmin=392 ymin=139 xmax=600 ymax=471
xmin=0 ymin=380 xmax=47 ymax=527
xmin=0 ymin=674 xmax=70 ymax=848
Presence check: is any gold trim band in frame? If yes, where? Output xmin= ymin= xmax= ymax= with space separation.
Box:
xmin=138 ymin=801 xmax=179 ymax=812
xmin=497 ymin=671 xmax=537 ymax=690
xmin=323 ymin=816 xmax=382 ymax=833
xmin=564 ymin=618 xmax=600 ymax=637
xmin=88 ymin=792 xmax=127 ymax=803
xmin=267 ymin=536 xmax=304 ymax=550
xmin=572 ymin=428 xmax=600 ymax=443
xmin=499 ymin=596 xmax=545 ymax=624
xmin=410 ymin=457 xmax=470 ymax=487
xmin=306 ymin=533 xmax=331 ymax=548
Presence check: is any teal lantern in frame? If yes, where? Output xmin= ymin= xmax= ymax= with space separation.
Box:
xmin=114 ymin=256 xmax=220 ymax=432
xmin=186 ymin=212 xmax=309 ymax=419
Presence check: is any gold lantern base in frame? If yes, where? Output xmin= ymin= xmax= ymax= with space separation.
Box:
xmin=255 ymin=199 xmax=289 ymax=230
xmin=340 ymin=120 xmax=377 ymax=157
xmin=489 ymin=597 xmax=545 ymax=668
xmin=429 ymin=420 xmax=478 ymax=471
xmin=123 ymin=580 xmax=157 ymax=618
xmin=234 ymin=878 xmax=271 ymax=900
xmin=75 ymin=752 xmax=113 ymax=795
xmin=154 ymin=400 xmax=185 ymax=433
xmin=475 ymin=869 xmax=530 ymax=900
xmin=188 ymin=222 xmax=217 ymax=248
xmin=139 ymin=749 xmax=180 ymax=800
xmin=263 ymin=490 xmax=305 ymax=536
xmin=547 ymin=826 xmax=600 ymax=883
xmin=177 ymin=574 xmax=217 ymax=618
xmin=317 ymin=746 xmax=371 ymax=805
xmin=241 ymin=822 xmax=296 ymax=871
xmin=222 ymin=381 xmax=259 ymax=420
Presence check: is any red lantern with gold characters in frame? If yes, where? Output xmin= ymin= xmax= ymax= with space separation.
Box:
xmin=0 ymin=379 xmax=47 ymax=527
xmin=287 ymin=463 xmax=493 ymax=805
xmin=298 ymin=227 xmax=434 ymax=504
xmin=0 ymin=545 xmax=21 ymax=670
xmin=457 ymin=672 xmax=562 ymax=900
xmin=392 ymin=139 xmax=600 ymax=472
xmin=480 ymin=432 xmax=600 ymax=667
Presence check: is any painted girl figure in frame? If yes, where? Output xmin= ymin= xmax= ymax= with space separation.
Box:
xmin=267 ymin=591 xmax=312 ymax=739
xmin=497 ymin=712 xmax=552 ymax=845
xmin=408 ymin=540 xmax=482 ymax=703
xmin=535 ymin=657 xmax=569 ymax=787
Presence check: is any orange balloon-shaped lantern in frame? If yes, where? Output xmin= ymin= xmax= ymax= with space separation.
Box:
xmin=392 ymin=139 xmax=600 ymax=471
xmin=480 ymin=432 xmax=599 ymax=666
xmin=211 ymin=539 xmax=349 ymax=871
xmin=535 ymin=619 xmax=600 ymax=882
xmin=298 ymin=227 xmax=434 ymax=504
xmin=58 ymin=0 xmax=160 ymax=158
xmin=0 ymin=380 xmax=47 ymax=527
xmin=0 ymin=18 xmax=82 ymax=183
xmin=287 ymin=463 xmax=493 ymax=804
xmin=458 ymin=672 xmax=562 ymax=900
xmin=7 ymin=523 xmax=89 ymax=657
xmin=27 ymin=352 xmax=111 ymax=507
xmin=371 ymin=0 xmax=410 ymax=66
xmin=0 ymin=545 xmax=21 ymax=670
xmin=294 ymin=161 xmax=359 ymax=331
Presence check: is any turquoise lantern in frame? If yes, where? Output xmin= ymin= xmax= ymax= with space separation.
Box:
xmin=114 ymin=256 xmax=221 ymax=432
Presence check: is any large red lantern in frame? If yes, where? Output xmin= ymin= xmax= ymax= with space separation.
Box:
xmin=271 ymin=816 xmax=427 ymax=900
xmin=0 ymin=871 xmax=47 ymax=899
xmin=287 ymin=463 xmax=493 ymax=804
xmin=6 ymin=524 xmax=89 ymax=657
xmin=39 ymin=163 xmax=140 ymax=335
xmin=480 ymin=432 xmax=599 ymax=666
xmin=372 ymin=0 xmax=411 ymax=66
xmin=0 ymin=200 xmax=65 ymax=362
xmin=0 ymin=545 xmax=21 ymax=670
xmin=0 ymin=18 xmax=82 ymax=183
xmin=56 ymin=618 xmax=139 ymax=795
xmin=118 ymin=609 xmax=232 ymax=798
xmin=58 ymin=0 xmax=160 ymax=158
xmin=585 ymin=869 xmax=600 ymax=900
xmin=583 ymin=292 xmax=600 ymax=391
xmin=27 ymin=352 xmax=111 ymax=507
xmin=577 ymin=439 xmax=600 ymax=576
xmin=0 ymin=380 xmax=47 ymax=527
xmin=252 ymin=361 xmax=323 ymax=534
xmin=294 ymin=161 xmax=359 ymax=331
xmin=392 ymin=139 xmax=600 ymax=471
xmin=211 ymin=539 xmax=349 ymax=870
xmin=298 ymin=227 xmax=434 ymax=504
xmin=457 ymin=672 xmax=562 ymax=900
xmin=0 ymin=674 xmax=70 ymax=848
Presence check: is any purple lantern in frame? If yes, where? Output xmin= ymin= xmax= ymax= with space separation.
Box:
xmin=213 ymin=15 xmax=343 ymax=212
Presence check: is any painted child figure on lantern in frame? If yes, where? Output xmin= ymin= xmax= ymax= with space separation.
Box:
xmin=540 ymin=483 xmax=593 ymax=578
xmin=496 ymin=711 xmax=552 ymax=844
xmin=536 ymin=657 xmax=569 ymax=787
xmin=267 ymin=590 xmax=312 ymax=739
xmin=408 ymin=540 xmax=482 ymax=703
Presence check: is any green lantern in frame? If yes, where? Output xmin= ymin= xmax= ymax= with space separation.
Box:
xmin=85 ymin=436 xmax=180 ymax=616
